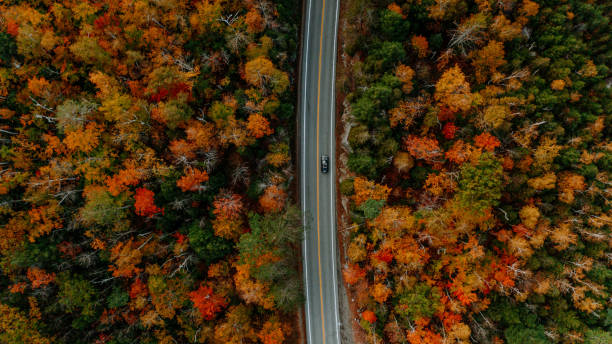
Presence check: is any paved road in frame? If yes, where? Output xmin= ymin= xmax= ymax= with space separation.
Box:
xmin=298 ymin=0 xmax=341 ymax=343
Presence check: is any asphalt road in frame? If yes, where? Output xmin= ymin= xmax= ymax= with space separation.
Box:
xmin=298 ymin=0 xmax=341 ymax=343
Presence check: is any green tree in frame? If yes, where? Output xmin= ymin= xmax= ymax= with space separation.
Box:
xmin=358 ymin=199 xmax=385 ymax=219
xmin=188 ymin=222 xmax=233 ymax=264
xmin=394 ymin=283 xmax=441 ymax=324
xmin=379 ymin=9 xmax=409 ymax=41
xmin=57 ymin=272 xmax=97 ymax=320
xmin=456 ymin=152 xmax=503 ymax=213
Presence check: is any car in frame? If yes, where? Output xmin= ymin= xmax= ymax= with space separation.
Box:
xmin=320 ymin=155 xmax=329 ymax=174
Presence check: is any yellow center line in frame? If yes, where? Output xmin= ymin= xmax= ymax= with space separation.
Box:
xmin=316 ymin=0 xmax=326 ymax=342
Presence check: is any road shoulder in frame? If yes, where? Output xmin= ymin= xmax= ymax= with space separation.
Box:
xmin=334 ymin=0 xmax=364 ymax=342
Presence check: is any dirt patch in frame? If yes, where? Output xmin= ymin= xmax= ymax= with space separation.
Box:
xmin=291 ymin=306 xmax=306 ymax=344
xmin=334 ymin=1 xmax=367 ymax=343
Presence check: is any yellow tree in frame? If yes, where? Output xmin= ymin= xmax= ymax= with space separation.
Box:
xmin=352 ymin=177 xmax=390 ymax=207
xmin=0 ymin=303 xmax=50 ymax=344
xmin=471 ymin=40 xmax=506 ymax=83
xmin=214 ymin=305 xmax=258 ymax=344
xmin=434 ymin=65 xmax=473 ymax=113
xmin=244 ymin=57 xmax=289 ymax=94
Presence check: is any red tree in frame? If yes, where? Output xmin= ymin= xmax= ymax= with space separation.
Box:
xmin=189 ymin=284 xmax=228 ymax=320
xmin=134 ymin=188 xmax=163 ymax=217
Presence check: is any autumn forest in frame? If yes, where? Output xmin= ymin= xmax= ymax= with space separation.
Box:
xmin=0 ymin=0 xmax=302 ymax=343
xmin=339 ymin=0 xmax=611 ymax=343
xmin=0 ymin=0 xmax=610 ymax=344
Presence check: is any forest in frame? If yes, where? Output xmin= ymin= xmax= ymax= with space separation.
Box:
xmin=338 ymin=0 xmax=611 ymax=343
xmin=0 ymin=0 xmax=303 ymax=343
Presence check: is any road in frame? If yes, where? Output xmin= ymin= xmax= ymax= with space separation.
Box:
xmin=298 ymin=0 xmax=341 ymax=343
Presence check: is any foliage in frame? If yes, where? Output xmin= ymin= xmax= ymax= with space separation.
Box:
xmin=238 ymin=206 xmax=304 ymax=312
xmin=340 ymin=0 xmax=612 ymax=342
xmin=0 ymin=0 xmax=303 ymax=342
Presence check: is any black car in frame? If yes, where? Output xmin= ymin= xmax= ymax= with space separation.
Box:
xmin=320 ymin=155 xmax=329 ymax=173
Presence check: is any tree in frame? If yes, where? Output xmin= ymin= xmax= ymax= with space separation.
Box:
xmin=105 ymin=163 xmax=144 ymax=196
xmin=446 ymin=140 xmax=481 ymax=165
xmin=528 ymin=172 xmax=557 ymax=190
xmin=188 ymin=223 xmax=232 ymax=263
xmin=551 ymin=79 xmax=566 ymax=90
xmin=266 ymin=142 xmax=291 ymax=167
xmin=352 ymin=177 xmax=390 ymax=207
xmin=0 ymin=303 xmax=50 ymax=344
xmin=343 ymin=264 xmax=366 ymax=285
xmin=79 ymin=185 xmax=129 ymax=227
xmin=389 ymin=97 xmax=429 ymax=129
xmin=109 ymin=238 xmax=143 ymax=278
xmin=434 ymin=65 xmax=473 ymax=113
xmin=362 ymin=310 xmax=377 ymax=324
xmin=57 ymin=272 xmax=96 ymax=318
xmin=26 ymin=201 xmax=62 ymax=242
xmin=379 ymin=8 xmax=409 ymax=40
xmin=412 ymin=35 xmax=429 ymax=58
xmin=393 ymin=151 xmax=414 ymax=173
xmin=456 ymin=152 xmax=503 ymax=213
xmin=246 ymin=113 xmax=273 ymax=138
xmin=403 ymin=135 xmax=443 ymax=161
xmin=26 ymin=267 xmax=55 ymax=288
xmin=234 ymin=262 xmax=275 ymax=309
xmin=245 ymin=8 xmax=265 ymax=34
xmin=213 ymin=193 xmax=244 ymax=219
xmin=428 ymin=0 xmax=465 ymax=21
xmin=63 ymin=123 xmax=101 ymax=153
xmin=340 ymin=0 xmax=612 ymax=342
xmin=448 ymin=13 xmax=488 ymax=53
xmin=189 ymin=284 xmax=228 ymax=320
xmin=0 ymin=0 xmax=303 ymax=341
xmin=471 ymin=40 xmax=506 ymax=83
xmin=147 ymin=270 xmax=189 ymax=320
xmin=176 ymin=168 xmax=209 ymax=192
xmin=238 ymin=207 xmax=304 ymax=312
xmin=214 ymin=305 xmax=258 ymax=344
xmin=549 ymin=223 xmax=577 ymax=251
xmin=212 ymin=193 xmax=245 ymax=241
xmin=519 ymin=205 xmax=540 ymax=229
xmin=584 ymin=330 xmax=612 ymax=344
xmin=359 ymin=198 xmax=385 ymax=219
xmin=55 ymin=99 xmax=96 ymax=132
xmin=366 ymin=41 xmax=406 ymax=71
xmin=533 ymin=137 xmax=561 ymax=170
xmin=133 ymin=187 xmax=163 ymax=217
xmin=371 ymin=283 xmax=391 ymax=303
xmin=395 ymin=283 xmax=441 ymax=323
xmin=258 ymin=317 xmax=288 ymax=344
xmin=152 ymin=98 xmax=194 ymax=129
xmin=259 ymin=185 xmax=287 ymax=213
xmin=474 ymin=132 xmax=501 ymax=152
xmin=395 ymin=64 xmax=415 ymax=93
xmin=558 ymin=173 xmax=586 ymax=204
xmin=442 ymin=122 xmax=458 ymax=139
xmin=424 ymin=172 xmax=456 ymax=197
xmin=189 ymin=0 xmax=223 ymax=34
xmin=69 ymin=35 xmax=111 ymax=66
xmin=244 ymin=57 xmax=289 ymax=94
